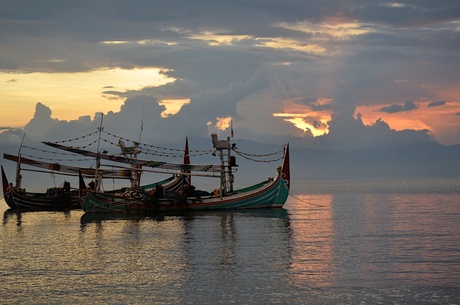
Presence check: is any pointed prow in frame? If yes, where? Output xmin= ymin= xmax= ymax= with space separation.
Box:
xmin=2 ymin=165 xmax=10 ymax=198
xmin=78 ymin=170 xmax=87 ymax=208
xmin=282 ymin=143 xmax=290 ymax=190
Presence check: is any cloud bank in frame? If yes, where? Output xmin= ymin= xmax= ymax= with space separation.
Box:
xmin=0 ymin=99 xmax=434 ymax=153
xmin=1 ymin=0 xmax=459 ymax=149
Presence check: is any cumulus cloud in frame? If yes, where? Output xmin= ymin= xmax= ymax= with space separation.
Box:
xmin=23 ymin=103 xmax=59 ymax=139
xmin=0 ymin=98 xmax=434 ymax=154
xmin=306 ymin=107 xmax=433 ymax=150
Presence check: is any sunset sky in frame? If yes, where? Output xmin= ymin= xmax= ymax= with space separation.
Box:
xmin=1 ymin=0 xmax=459 ymax=150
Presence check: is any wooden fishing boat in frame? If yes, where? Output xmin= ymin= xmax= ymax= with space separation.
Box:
xmin=1 ymin=128 xmax=191 ymax=211
xmin=1 ymin=132 xmax=83 ymax=210
xmin=1 ymin=165 xmax=180 ymax=211
xmin=1 ymin=165 xmax=81 ymax=211
xmin=76 ymin=134 xmax=290 ymax=214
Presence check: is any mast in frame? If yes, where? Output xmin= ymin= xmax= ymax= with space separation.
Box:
xmin=211 ymin=134 xmax=236 ymax=196
xmin=184 ymin=137 xmax=191 ymax=185
xmin=15 ymin=133 xmax=26 ymax=188
xmin=139 ymin=104 xmax=144 ymax=143
xmin=219 ymin=148 xmax=225 ymax=198
xmin=119 ymin=138 xmax=142 ymax=188
xmin=226 ymin=136 xmax=234 ymax=193
xmin=94 ymin=114 xmax=104 ymax=191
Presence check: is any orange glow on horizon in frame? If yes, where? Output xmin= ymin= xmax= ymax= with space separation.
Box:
xmin=158 ymin=98 xmax=190 ymax=118
xmin=274 ymin=113 xmax=330 ymax=137
xmin=356 ymin=101 xmax=460 ymax=144
xmin=0 ymin=67 xmax=175 ymax=127
xmin=273 ymin=99 xmax=332 ymax=137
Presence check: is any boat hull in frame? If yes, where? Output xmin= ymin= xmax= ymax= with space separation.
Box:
xmin=2 ymin=166 xmax=81 ymax=211
xmin=1 ymin=166 xmax=185 ymax=211
xmin=81 ymin=170 xmax=289 ymax=214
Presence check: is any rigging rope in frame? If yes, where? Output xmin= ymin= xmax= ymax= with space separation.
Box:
xmin=288 ymin=193 xmax=327 ymax=208
xmin=21 ymin=153 xmax=93 ymax=162
xmin=49 ymin=130 xmax=100 ymax=144
xmin=233 ymin=148 xmax=284 ymax=157
xmin=233 ymin=149 xmax=284 ymax=163
xmin=29 ymin=128 xmax=285 ymax=163
xmin=99 ymin=132 xmax=216 ymax=158
xmin=102 ymin=130 xmax=214 ymax=155
xmin=44 ymin=138 xmax=100 ymax=149
xmin=22 ymin=146 xmax=94 ymax=160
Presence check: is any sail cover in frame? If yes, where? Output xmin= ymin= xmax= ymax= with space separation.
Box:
xmin=3 ymin=153 xmax=131 ymax=179
xmin=42 ymin=142 xmax=221 ymax=173
xmin=3 ymin=153 xmax=132 ymax=178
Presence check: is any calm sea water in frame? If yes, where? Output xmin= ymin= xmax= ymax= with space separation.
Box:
xmin=1 ymin=178 xmax=460 ymax=304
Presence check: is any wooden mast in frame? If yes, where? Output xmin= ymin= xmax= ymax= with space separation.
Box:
xmin=94 ymin=114 xmax=104 ymax=191
xmin=15 ymin=133 xmax=26 ymax=188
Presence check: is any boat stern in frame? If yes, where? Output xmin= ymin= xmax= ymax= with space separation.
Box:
xmin=1 ymin=166 xmax=18 ymax=209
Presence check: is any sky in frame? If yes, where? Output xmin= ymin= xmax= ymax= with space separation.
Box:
xmin=1 ymin=0 xmax=460 ymax=151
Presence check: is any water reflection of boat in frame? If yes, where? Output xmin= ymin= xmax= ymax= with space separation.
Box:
xmin=3 ymin=208 xmax=22 ymax=226
xmin=2 ymin=208 xmax=73 ymax=226
xmin=80 ymin=212 xmax=168 ymax=224
xmin=188 ymin=208 xmax=290 ymax=219
xmin=80 ymin=208 xmax=290 ymax=226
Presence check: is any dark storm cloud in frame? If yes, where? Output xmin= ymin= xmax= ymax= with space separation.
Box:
xmin=293 ymin=98 xmax=318 ymax=105
xmin=352 ymin=1 xmax=460 ymax=27
xmin=291 ymin=98 xmax=334 ymax=111
xmin=379 ymin=101 xmax=418 ymax=114
xmin=428 ymin=100 xmax=446 ymax=108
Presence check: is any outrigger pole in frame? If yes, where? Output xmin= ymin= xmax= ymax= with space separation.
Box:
xmin=15 ymin=133 xmax=26 ymax=188
xmin=94 ymin=114 xmax=104 ymax=191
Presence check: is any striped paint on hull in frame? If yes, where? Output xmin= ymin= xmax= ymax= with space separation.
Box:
xmin=82 ymin=167 xmax=289 ymax=213
xmin=2 ymin=165 xmax=80 ymax=211
xmin=1 ymin=165 xmax=185 ymax=211
xmin=81 ymin=143 xmax=291 ymax=214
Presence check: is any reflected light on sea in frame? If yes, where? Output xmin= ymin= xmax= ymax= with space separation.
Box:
xmin=286 ymin=194 xmax=336 ymax=287
xmin=2 ymin=177 xmax=460 ymax=304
